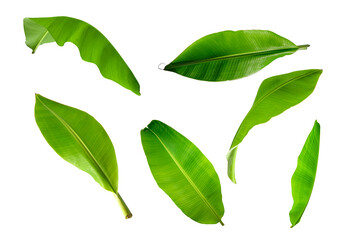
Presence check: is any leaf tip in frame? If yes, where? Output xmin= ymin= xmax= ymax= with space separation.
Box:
xmin=148 ymin=119 xmax=161 ymax=127
xmin=314 ymin=120 xmax=321 ymax=131
xmin=290 ymin=220 xmax=298 ymax=228
xmin=35 ymin=93 xmax=46 ymax=103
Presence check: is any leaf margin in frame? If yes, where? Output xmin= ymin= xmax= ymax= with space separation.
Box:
xmin=34 ymin=93 xmax=132 ymax=218
xmin=290 ymin=120 xmax=321 ymax=228
xmin=163 ymin=29 xmax=310 ymax=81
xmin=227 ymin=69 xmax=323 ymax=183
xmin=141 ymin=120 xmax=225 ymax=225
xmin=24 ymin=16 xmax=141 ymax=95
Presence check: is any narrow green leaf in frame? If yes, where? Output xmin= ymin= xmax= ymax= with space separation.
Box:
xmin=227 ymin=69 xmax=322 ymax=183
xmin=35 ymin=94 xmax=132 ymax=218
xmin=141 ymin=120 xmax=225 ymax=225
xmin=290 ymin=120 xmax=320 ymax=228
xmin=164 ymin=30 xmax=309 ymax=81
xmin=24 ymin=17 xmax=140 ymax=95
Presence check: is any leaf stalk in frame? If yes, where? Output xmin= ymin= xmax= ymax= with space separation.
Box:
xmin=297 ymin=44 xmax=310 ymax=50
xmin=114 ymin=192 xmax=132 ymax=219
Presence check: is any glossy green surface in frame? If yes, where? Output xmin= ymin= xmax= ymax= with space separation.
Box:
xmin=141 ymin=120 xmax=224 ymax=225
xmin=290 ymin=120 xmax=320 ymax=228
xmin=227 ymin=69 xmax=322 ymax=183
xmin=24 ymin=17 xmax=140 ymax=95
xmin=164 ymin=30 xmax=308 ymax=81
xmin=35 ymin=94 xmax=132 ymax=218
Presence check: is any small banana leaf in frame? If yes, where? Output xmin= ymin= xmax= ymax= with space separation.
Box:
xmin=164 ymin=30 xmax=309 ymax=81
xmin=35 ymin=94 xmax=132 ymax=219
xmin=24 ymin=17 xmax=140 ymax=95
xmin=290 ymin=120 xmax=320 ymax=228
xmin=227 ymin=69 xmax=322 ymax=183
xmin=141 ymin=120 xmax=224 ymax=225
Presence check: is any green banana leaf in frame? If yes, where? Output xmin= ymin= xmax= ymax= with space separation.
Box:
xmin=24 ymin=17 xmax=140 ymax=95
xmin=164 ymin=30 xmax=309 ymax=81
xmin=141 ymin=120 xmax=225 ymax=225
xmin=227 ymin=69 xmax=322 ymax=183
xmin=290 ymin=120 xmax=320 ymax=228
xmin=35 ymin=94 xmax=132 ymax=219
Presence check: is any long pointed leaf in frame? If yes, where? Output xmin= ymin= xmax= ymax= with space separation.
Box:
xmin=35 ymin=94 xmax=132 ymax=218
xmin=24 ymin=17 xmax=140 ymax=95
xmin=227 ymin=69 xmax=322 ymax=183
xmin=290 ymin=120 xmax=320 ymax=228
xmin=141 ymin=120 xmax=224 ymax=225
xmin=164 ymin=30 xmax=309 ymax=81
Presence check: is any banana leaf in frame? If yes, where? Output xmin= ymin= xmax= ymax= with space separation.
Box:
xmin=164 ymin=30 xmax=309 ymax=81
xmin=24 ymin=17 xmax=140 ymax=95
xmin=227 ymin=69 xmax=322 ymax=183
xmin=290 ymin=120 xmax=320 ymax=228
xmin=141 ymin=120 xmax=224 ymax=225
xmin=35 ymin=94 xmax=132 ymax=218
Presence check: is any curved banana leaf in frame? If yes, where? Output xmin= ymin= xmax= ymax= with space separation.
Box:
xmin=227 ymin=69 xmax=323 ymax=183
xmin=164 ymin=30 xmax=309 ymax=81
xmin=141 ymin=120 xmax=224 ymax=225
xmin=35 ymin=94 xmax=132 ymax=218
xmin=24 ymin=17 xmax=140 ymax=95
xmin=290 ymin=120 xmax=320 ymax=228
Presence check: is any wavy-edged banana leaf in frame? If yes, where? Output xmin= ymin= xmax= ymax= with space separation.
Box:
xmin=24 ymin=17 xmax=140 ymax=95
xmin=227 ymin=69 xmax=322 ymax=183
xmin=141 ymin=120 xmax=224 ymax=225
xmin=290 ymin=120 xmax=320 ymax=228
xmin=35 ymin=94 xmax=132 ymax=218
xmin=164 ymin=30 xmax=309 ymax=81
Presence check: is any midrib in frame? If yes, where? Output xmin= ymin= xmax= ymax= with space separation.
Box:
xmin=147 ymin=127 xmax=223 ymax=224
xmin=230 ymin=70 xmax=319 ymax=149
xmin=32 ymin=30 xmax=49 ymax=54
xmin=165 ymin=46 xmax=301 ymax=69
xmin=37 ymin=96 xmax=116 ymax=193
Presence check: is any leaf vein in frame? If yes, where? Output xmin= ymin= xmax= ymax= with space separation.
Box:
xmin=36 ymin=95 xmax=117 ymax=193
xmin=147 ymin=127 xmax=224 ymax=225
xmin=230 ymin=70 xmax=319 ymax=149
xmin=166 ymin=45 xmax=307 ymax=69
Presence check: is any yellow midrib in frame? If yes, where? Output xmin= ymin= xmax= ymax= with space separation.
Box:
xmin=32 ymin=30 xmax=49 ymax=54
xmin=166 ymin=46 xmax=300 ymax=69
xmin=147 ymin=127 xmax=223 ymax=224
xmin=230 ymin=70 xmax=319 ymax=150
xmin=36 ymin=96 xmax=117 ymax=193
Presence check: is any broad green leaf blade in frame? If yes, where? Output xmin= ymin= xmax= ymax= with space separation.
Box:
xmin=164 ymin=30 xmax=309 ymax=81
xmin=227 ymin=69 xmax=322 ymax=183
xmin=141 ymin=120 xmax=225 ymax=225
xmin=290 ymin=120 xmax=320 ymax=228
xmin=24 ymin=17 xmax=140 ymax=95
xmin=35 ymin=94 xmax=131 ymax=218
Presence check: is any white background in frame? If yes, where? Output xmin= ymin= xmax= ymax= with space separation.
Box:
xmin=1 ymin=0 xmax=359 ymax=239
